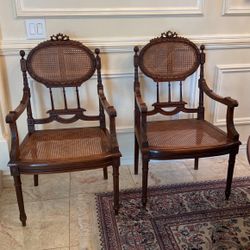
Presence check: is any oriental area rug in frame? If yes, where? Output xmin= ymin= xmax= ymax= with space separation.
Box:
xmin=96 ymin=178 xmax=250 ymax=250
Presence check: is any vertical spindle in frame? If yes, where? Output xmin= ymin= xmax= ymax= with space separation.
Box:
xmin=63 ymin=87 xmax=68 ymax=110
xmin=156 ymin=82 xmax=159 ymax=103
xmin=76 ymin=87 xmax=81 ymax=109
xmin=180 ymin=81 xmax=183 ymax=102
xmin=168 ymin=82 xmax=171 ymax=102
xmin=49 ymin=88 xmax=55 ymax=110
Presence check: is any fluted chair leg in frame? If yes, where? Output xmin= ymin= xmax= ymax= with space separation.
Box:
xmin=34 ymin=174 xmax=39 ymax=186
xmin=103 ymin=167 xmax=108 ymax=180
xmin=142 ymin=156 xmax=149 ymax=207
xmin=134 ymin=134 xmax=139 ymax=175
xmin=225 ymin=152 xmax=237 ymax=200
xmin=194 ymin=158 xmax=199 ymax=170
xmin=13 ymin=175 xmax=27 ymax=226
xmin=112 ymin=160 xmax=120 ymax=215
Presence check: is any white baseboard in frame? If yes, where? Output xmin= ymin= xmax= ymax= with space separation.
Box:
xmin=0 ymin=170 xmax=2 ymax=193
xmin=0 ymin=138 xmax=9 ymax=172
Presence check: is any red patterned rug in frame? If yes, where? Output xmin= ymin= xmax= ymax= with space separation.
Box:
xmin=96 ymin=178 xmax=250 ymax=250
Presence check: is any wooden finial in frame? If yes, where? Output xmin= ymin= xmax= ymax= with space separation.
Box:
xmin=95 ymin=48 xmax=100 ymax=55
xmin=20 ymin=50 xmax=25 ymax=58
xmin=134 ymin=46 xmax=139 ymax=53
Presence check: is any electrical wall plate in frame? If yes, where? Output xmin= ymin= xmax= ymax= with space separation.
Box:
xmin=25 ymin=19 xmax=46 ymax=39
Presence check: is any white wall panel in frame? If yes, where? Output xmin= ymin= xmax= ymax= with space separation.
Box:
xmin=0 ymin=58 xmax=10 ymax=172
xmin=214 ymin=65 xmax=250 ymax=126
xmin=223 ymin=0 xmax=250 ymax=15
xmin=14 ymin=0 xmax=204 ymax=17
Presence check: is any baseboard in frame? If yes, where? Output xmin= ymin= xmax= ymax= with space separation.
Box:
xmin=0 ymin=138 xmax=9 ymax=172
xmin=121 ymin=156 xmax=134 ymax=166
xmin=0 ymin=170 xmax=2 ymax=193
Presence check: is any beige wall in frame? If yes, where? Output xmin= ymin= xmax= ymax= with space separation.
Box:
xmin=0 ymin=0 xmax=250 ymax=172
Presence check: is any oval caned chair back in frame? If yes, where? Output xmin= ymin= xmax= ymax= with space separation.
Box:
xmin=26 ymin=33 xmax=96 ymax=87
xmin=138 ymin=31 xmax=200 ymax=82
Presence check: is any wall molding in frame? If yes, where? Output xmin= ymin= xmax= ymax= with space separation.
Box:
xmin=222 ymin=0 xmax=250 ymax=16
xmin=14 ymin=0 xmax=204 ymax=17
xmin=215 ymin=117 xmax=250 ymax=126
xmin=1 ymin=34 xmax=250 ymax=56
xmin=213 ymin=64 xmax=250 ymax=126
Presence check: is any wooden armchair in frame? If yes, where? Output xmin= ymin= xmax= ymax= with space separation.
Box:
xmin=6 ymin=34 xmax=121 ymax=226
xmin=133 ymin=31 xmax=241 ymax=207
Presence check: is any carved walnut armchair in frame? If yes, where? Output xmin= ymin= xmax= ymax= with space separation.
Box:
xmin=6 ymin=34 xmax=121 ymax=226
xmin=133 ymin=31 xmax=241 ymax=206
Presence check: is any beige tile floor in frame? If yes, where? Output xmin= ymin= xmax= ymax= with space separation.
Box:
xmin=0 ymin=149 xmax=250 ymax=250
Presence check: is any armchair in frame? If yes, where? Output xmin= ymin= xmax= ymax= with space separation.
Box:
xmin=133 ymin=31 xmax=241 ymax=206
xmin=6 ymin=33 xmax=121 ymax=226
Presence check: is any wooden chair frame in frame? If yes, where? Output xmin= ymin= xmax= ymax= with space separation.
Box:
xmin=6 ymin=34 xmax=121 ymax=226
xmin=133 ymin=31 xmax=241 ymax=207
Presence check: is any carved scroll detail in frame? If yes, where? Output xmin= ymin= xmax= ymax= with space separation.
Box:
xmin=161 ymin=31 xmax=178 ymax=38
xmin=150 ymin=31 xmax=181 ymax=43
xmin=50 ymin=33 xmax=69 ymax=41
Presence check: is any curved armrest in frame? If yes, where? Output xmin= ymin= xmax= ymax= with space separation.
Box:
xmin=98 ymin=90 xmax=117 ymax=117
xmin=6 ymin=92 xmax=29 ymax=123
xmin=201 ymin=79 xmax=238 ymax=107
xmin=5 ymin=92 xmax=30 ymax=161
xmin=135 ymin=87 xmax=148 ymax=113
xmin=98 ymin=89 xmax=119 ymax=153
xmin=201 ymin=79 xmax=239 ymax=141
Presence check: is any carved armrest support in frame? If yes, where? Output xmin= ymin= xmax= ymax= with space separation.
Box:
xmin=226 ymin=105 xmax=239 ymax=141
xmin=6 ymin=92 xmax=29 ymax=123
xmin=134 ymin=87 xmax=148 ymax=147
xmin=98 ymin=89 xmax=119 ymax=152
xmin=98 ymin=90 xmax=117 ymax=117
xmin=5 ymin=92 xmax=30 ymax=161
xmin=8 ymin=121 xmax=20 ymax=161
xmin=201 ymin=79 xmax=239 ymax=141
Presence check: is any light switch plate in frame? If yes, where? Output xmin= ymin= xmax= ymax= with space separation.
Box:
xmin=25 ymin=19 xmax=46 ymax=39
